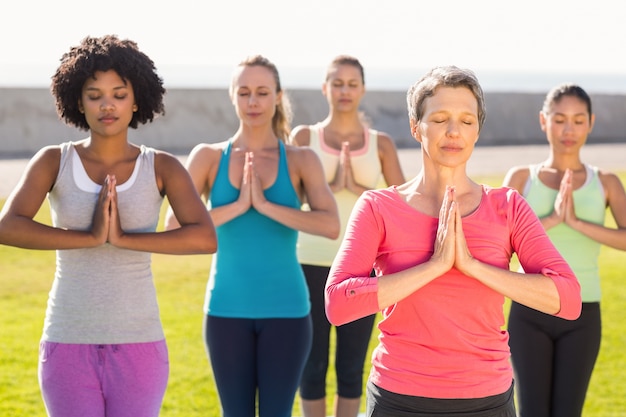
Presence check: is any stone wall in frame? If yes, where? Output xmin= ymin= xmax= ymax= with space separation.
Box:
xmin=1 ymin=87 xmax=625 ymax=157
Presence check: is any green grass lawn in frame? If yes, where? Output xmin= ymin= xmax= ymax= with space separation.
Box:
xmin=1 ymin=173 xmax=625 ymax=416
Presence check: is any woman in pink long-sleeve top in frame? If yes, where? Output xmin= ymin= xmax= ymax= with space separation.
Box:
xmin=325 ymin=66 xmax=581 ymax=417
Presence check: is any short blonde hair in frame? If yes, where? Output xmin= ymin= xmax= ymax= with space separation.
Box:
xmin=406 ymin=66 xmax=486 ymax=132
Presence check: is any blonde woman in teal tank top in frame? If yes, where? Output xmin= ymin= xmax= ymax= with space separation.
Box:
xmin=165 ymin=55 xmax=339 ymax=417
xmin=503 ymin=83 xmax=626 ymax=417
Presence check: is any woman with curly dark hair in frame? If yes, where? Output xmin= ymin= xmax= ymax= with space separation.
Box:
xmin=0 ymin=34 xmax=217 ymax=417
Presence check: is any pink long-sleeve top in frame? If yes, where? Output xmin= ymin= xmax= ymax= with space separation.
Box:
xmin=326 ymin=185 xmax=581 ymax=399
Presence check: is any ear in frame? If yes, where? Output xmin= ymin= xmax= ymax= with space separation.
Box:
xmin=276 ymin=90 xmax=283 ymax=106
xmin=539 ymin=111 xmax=548 ymax=133
xmin=78 ymin=100 xmax=84 ymax=113
xmin=589 ymin=113 xmax=596 ymax=133
xmin=321 ymin=82 xmax=329 ymax=97
xmin=410 ymin=119 xmax=422 ymax=143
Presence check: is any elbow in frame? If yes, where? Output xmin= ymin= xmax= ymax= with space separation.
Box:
xmin=187 ymin=224 xmax=217 ymax=254
xmin=554 ymin=288 xmax=582 ymax=321
xmin=324 ymin=303 xmax=346 ymax=327
xmin=208 ymin=239 xmax=218 ymax=254
xmin=0 ymin=217 xmax=16 ymax=245
xmin=557 ymin=297 xmax=582 ymax=321
xmin=201 ymin=230 xmax=218 ymax=254
xmin=200 ymin=239 xmax=217 ymax=254
xmin=324 ymin=218 xmax=341 ymax=240
xmin=326 ymin=313 xmax=344 ymax=327
xmin=324 ymin=285 xmax=349 ymax=326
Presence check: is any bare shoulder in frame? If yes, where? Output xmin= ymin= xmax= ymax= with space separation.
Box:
xmin=598 ymin=168 xmax=626 ymax=195
xmin=12 ymin=145 xmax=63 ymax=196
xmin=32 ymin=145 xmax=63 ymax=164
xmin=285 ymin=142 xmax=321 ymax=167
xmin=289 ymin=125 xmax=313 ymax=147
xmin=376 ymin=131 xmax=399 ymax=151
xmin=186 ymin=141 xmax=229 ymax=166
xmin=152 ymin=149 xmax=186 ymax=171
xmin=598 ymin=168 xmax=623 ymax=183
xmin=502 ymin=165 xmax=531 ymax=190
xmin=505 ymin=164 xmax=531 ymax=177
xmin=25 ymin=145 xmax=63 ymax=176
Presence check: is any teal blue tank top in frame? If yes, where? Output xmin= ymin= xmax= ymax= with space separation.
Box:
xmin=204 ymin=140 xmax=310 ymax=318
xmin=524 ymin=164 xmax=606 ymax=302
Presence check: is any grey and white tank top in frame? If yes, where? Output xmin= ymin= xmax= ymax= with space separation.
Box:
xmin=43 ymin=142 xmax=165 ymax=343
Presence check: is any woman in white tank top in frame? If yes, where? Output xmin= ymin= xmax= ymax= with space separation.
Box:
xmin=290 ymin=55 xmax=405 ymax=417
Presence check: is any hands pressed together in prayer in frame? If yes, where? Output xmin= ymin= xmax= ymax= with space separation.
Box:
xmin=329 ymin=142 xmax=364 ymax=195
xmin=551 ymin=169 xmax=577 ymax=226
xmin=431 ymin=185 xmax=476 ymax=277
xmin=93 ymin=174 xmax=125 ymax=246
xmin=235 ymin=152 xmax=269 ymax=213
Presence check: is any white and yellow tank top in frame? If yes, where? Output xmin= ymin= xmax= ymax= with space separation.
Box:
xmin=297 ymin=123 xmax=383 ymax=266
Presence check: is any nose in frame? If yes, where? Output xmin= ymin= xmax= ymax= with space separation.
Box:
xmin=100 ymin=100 xmax=114 ymax=111
xmin=563 ymin=120 xmax=576 ymax=133
xmin=446 ymin=120 xmax=461 ymax=137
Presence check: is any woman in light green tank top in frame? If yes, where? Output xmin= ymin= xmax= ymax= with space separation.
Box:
xmin=502 ymin=83 xmax=626 ymax=417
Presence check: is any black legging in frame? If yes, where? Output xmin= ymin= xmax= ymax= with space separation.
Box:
xmin=508 ymin=302 xmax=601 ymax=417
xmin=204 ymin=314 xmax=312 ymax=417
xmin=299 ymin=264 xmax=376 ymax=400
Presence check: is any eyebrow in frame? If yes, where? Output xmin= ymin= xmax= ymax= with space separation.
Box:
xmin=236 ymin=86 xmax=272 ymax=91
xmin=552 ymin=111 xmax=588 ymax=117
xmin=84 ymin=84 xmax=129 ymax=92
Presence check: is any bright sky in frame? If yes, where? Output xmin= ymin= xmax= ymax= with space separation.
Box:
xmin=3 ymin=0 xmax=625 ymax=91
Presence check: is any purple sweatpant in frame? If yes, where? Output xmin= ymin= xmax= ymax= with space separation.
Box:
xmin=38 ymin=340 xmax=169 ymax=417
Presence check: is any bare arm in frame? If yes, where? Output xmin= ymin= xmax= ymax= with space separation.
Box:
xmin=566 ymin=171 xmax=626 ymax=250
xmin=377 ymin=133 xmax=405 ymax=186
xmin=0 ymin=146 xmax=106 ymax=249
xmin=164 ymin=142 xmax=251 ymax=230
xmin=253 ymin=146 xmax=339 ymax=239
xmin=503 ymin=165 xmax=563 ymax=230
xmin=288 ymin=125 xmax=311 ymax=147
xmin=110 ymin=152 xmax=217 ymax=254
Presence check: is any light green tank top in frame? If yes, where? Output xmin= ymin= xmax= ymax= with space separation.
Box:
xmin=523 ymin=164 xmax=606 ymax=302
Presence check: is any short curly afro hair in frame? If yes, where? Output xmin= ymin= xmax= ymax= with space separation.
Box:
xmin=51 ymin=34 xmax=166 ymax=131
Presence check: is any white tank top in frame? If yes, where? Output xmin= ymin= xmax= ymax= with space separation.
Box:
xmin=44 ymin=142 xmax=165 ymax=343
xmin=297 ymin=124 xmax=383 ymax=266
